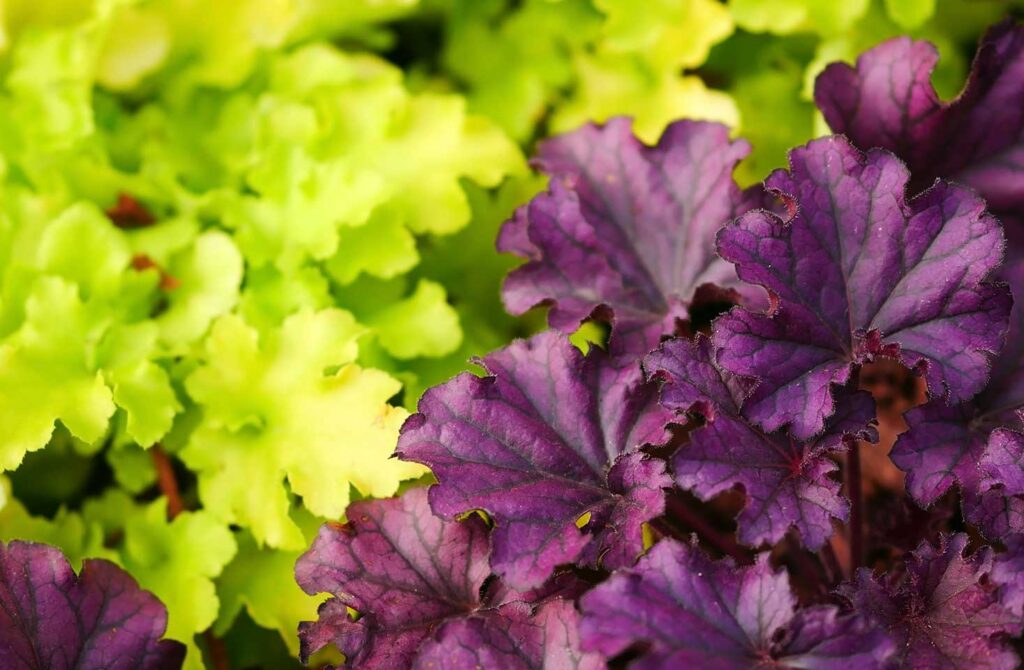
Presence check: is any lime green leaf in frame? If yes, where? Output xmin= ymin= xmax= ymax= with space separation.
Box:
xmin=0 ymin=478 xmax=112 ymax=570
xmin=729 ymin=0 xmax=870 ymax=36
xmin=325 ymin=208 xmax=419 ymax=285
xmin=214 ymin=524 xmax=327 ymax=656
xmin=596 ymin=0 xmax=733 ymax=70
xmin=365 ymin=279 xmax=462 ymax=360
xmin=157 ymin=230 xmax=243 ymax=348
xmin=883 ymin=0 xmax=936 ymax=28
xmin=183 ymin=310 xmax=423 ymax=548
xmin=0 ymin=277 xmax=114 ymax=470
xmin=98 ymin=322 xmax=180 ymax=446
xmin=552 ymin=53 xmax=739 ymax=143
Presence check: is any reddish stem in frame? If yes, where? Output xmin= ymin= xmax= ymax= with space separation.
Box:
xmin=664 ymin=495 xmax=752 ymax=563
xmin=151 ymin=445 xmax=185 ymax=520
xmin=150 ymin=445 xmax=231 ymax=670
xmin=846 ymin=441 xmax=864 ymax=574
xmin=204 ymin=631 xmax=230 ymax=670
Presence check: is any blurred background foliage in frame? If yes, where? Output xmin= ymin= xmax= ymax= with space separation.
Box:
xmin=0 ymin=0 xmax=1019 ymax=667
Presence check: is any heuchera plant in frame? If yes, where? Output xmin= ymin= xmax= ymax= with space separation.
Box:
xmin=294 ymin=19 xmax=1024 ymax=670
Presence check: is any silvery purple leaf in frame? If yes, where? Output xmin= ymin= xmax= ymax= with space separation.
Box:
xmin=714 ymin=136 xmax=1009 ymax=440
xmin=645 ymin=337 xmax=875 ymax=549
xmin=841 ymin=533 xmax=1021 ymax=669
xmin=295 ymin=488 xmax=599 ymax=669
xmin=397 ymin=331 xmax=673 ymax=590
xmin=499 ymin=118 xmax=763 ymax=356
xmin=579 ymin=539 xmax=893 ymax=669
xmin=816 ymin=21 xmax=1024 ymax=214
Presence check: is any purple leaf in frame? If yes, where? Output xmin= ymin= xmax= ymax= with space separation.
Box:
xmin=498 ymin=117 xmax=763 ymax=356
xmin=891 ymin=261 xmax=1024 ymax=535
xmin=295 ymin=487 xmax=491 ymax=667
xmin=840 ymin=533 xmax=1021 ymax=669
xmin=579 ymin=539 xmax=893 ymax=669
xmin=414 ymin=600 xmax=603 ymax=670
xmin=991 ymin=534 xmax=1024 ymax=617
xmin=981 ymin=428 xmax=1024 ymax=495
xmin=396 ymin=331 xmax=673 ymax=590
xmin=295 ymin=488 xmax=599 ymax=669
xmin=645 ymin=337 xmax=875 ymax=549
xmin=0 ymin=541 xmax=184 ymax=670
xmin=714 ymin=136 xmax=1009 ymax=439
xmin=815 ymin=21 xmax=1024 ymax=213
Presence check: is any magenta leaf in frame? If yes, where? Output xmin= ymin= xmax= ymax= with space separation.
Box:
xmin=840 ymin=533 xmax=1021 ymax=669
xmin=498 ymin=117 xmax=763 ymax=356
xmin=891 ymin=261 xmax=1024 ymax=536
xmin=396 ymin=331 xmax=673 ymax=590
xmin=645 ymin=337 xmax=875 ymax=549
xmin=0 ymin=541 xmax=184 ymax=670
xmin=714 ymin=136 xmax=1009 ymax=439
xmin=295 ymin=488 xmax=599 ymax=669
xmin=815 ymin=21 xmax=1024 ymax=214
xmin=579 ymin=539 xmax=893 ymax=669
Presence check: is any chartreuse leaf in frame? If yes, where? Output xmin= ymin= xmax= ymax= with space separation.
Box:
xmin=0 ymin=540 xmax=186 ymax=669
xmin=155 ymin=230 xmax=243 ymax=349
xmin=0 ymin=277 xmax=114 ymax=470
xmin=183 ymin=309 xmax=424 ymax=549
xmin=596 ymin=0 xmax=733 ymax=71
xmin=729 ymin=0 xmax=869 ymax=36
xmin=550 ymin=53 xmax=739 ymax=144
xmin=213 ymin=524 xmax=327 ymax=657
xmin=82 ymin=493 xmax=237 ymax=670
xmin=0 ymin=478 xmax=113 ymax=571
xmin=123 ymin=505 xmax=235 ymax=670
xmin=363 ymin=279 xmax=462 ymax=360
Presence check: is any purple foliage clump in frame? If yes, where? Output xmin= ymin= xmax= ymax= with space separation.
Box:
xmin=294 ymin=19 xmax=1024 ymax=669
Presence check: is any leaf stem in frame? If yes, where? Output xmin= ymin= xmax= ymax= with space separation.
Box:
xmin=846 ymin=441 xmax=864 ymax=574
xmin=150 ymin=445 xmax=231 ymax=670
xmin=664 ymin=494 xmax=752 ymax=563
xmin=151 ymin=445 xmax=185 ymax=520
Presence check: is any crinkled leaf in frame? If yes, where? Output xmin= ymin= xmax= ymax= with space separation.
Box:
xmin=815 ymin=21 xmax=1024 ymax=213
xmin=84 ymin=496 xmax=236 ymax=669
xmin=579 ymin=538 xmax=893 ymax=668
xmin=397 ymin=331 xmax=673 ymax=589
xmin=0 ymin=540 xmax=185 ymax=670
xmin=0 ymin=278 xmax=115 ymax=469
xmin=841 ymin=533 xmax=1021 ymax=669
xmin=891 ymin=261 xmax=1024 ymax=534
xmin=296 ymin=488 xmax=596 ymax=669
xmin=182 ymin=310 xmax=423 ymax=549
xmin=646 ymin=336 xmax=875 ymax=549
xmin=499 ymin=118 xmax=758 ymax=357
xmin=213 ymin=525 xmax=325 ymax=657
xmin=992 ymin=534 xmax=1024 ymax=617
xmin=295 ymin=487 xmax=490 ymax=667
xmin=714 ymin=136 xmax=1009 ymax=439
xmin=414 ymin=599 xmax=602 ymax=670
